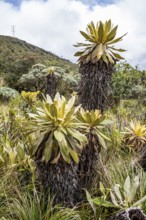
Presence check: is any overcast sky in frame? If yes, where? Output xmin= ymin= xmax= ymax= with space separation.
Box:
xmin=0 ymin=0 xmax=146 ymax=69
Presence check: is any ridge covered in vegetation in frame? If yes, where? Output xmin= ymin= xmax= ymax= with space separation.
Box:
xmin=0 ymin=35 xmax=77 ymax=88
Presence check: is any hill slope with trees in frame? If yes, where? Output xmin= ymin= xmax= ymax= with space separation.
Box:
xmin=0 ymin=35 xmax=77 ymax=88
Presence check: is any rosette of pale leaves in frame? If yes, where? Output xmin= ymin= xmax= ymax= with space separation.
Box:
xmin=110 ymin=175 xmax=146 ymax=208
xmin=88 ymin=175 xmax=146 ymax=209
xmin=28 ymin=93 xmax=87 ymax=164
xmin=124 ymin=121 xmax=146 ymax=151
xmin=0 ymin=135 xmax=33 ymax=168
xmin=74 ymin=19 xmax=127 ymax=64
xmin=77 ymin=108 xmax=111 ymax=149
xmin=47 ymin=66 xmax=56 ymax=75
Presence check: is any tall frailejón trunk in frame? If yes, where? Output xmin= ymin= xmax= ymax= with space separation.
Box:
xmin=45 ymin=73 xmax=56 ymax=98
xmin=35 ymin=159 xmax=82 ymax=207
xmin=77 ymin=60 xmax=114 ymax=192
xmin=74 ymin=18 xmax=125 ymax=200
xmin=34 ymin=135 xmax=82 ymax=207
xmin=79 ymin=60 xmax=114 ymax=112
xmin=78 ymin=132 xmax=101 ymax=190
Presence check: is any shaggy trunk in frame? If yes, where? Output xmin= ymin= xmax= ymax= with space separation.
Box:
xmin=35 ymin=135 xmax=83 ymax=207
xmin=108 ymin=207 xmax=146 ymax=220
xmin=77 ymin=60 xmax=112 ymax=192
xmin=45 ymin=73 xmax=56 ymax=98
xmin=35 ymin=158 xmax=82 ymax=207
xmin=35 ymin=133 xmax=101 ymax=206
xmin=79 ymin=60 xmax=114 ymax=112
xmin=78 ymin=132 xmax=101 ymax=190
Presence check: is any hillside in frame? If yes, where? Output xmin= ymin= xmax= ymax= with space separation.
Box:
xmin=0 ymin=35 xmax=77 ymax=88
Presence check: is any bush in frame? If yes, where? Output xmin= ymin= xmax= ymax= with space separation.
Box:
xmin=111 ymin=62 xmax=145 ymax=104
xmin=0 ymin=87 xmax=19 ymax=102
xmin=18 ymin=64 xmax=79 ymax=97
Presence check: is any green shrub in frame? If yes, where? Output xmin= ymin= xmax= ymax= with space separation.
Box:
xmin=0 ymin=87 xmax=19 ymax=102
xmin=111 ymin=62 xmax=145 ymax=104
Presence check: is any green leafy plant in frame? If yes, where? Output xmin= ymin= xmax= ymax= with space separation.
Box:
xmin=86 ymin=183 xmax=115 ymax=209
xmin=85 ymin=183 xmax=116 ymax=220
xmin=0 ymin=105 xmax=34 ymax=171
xmin=28 ymin=93 xmax=87 ymax=164
xmin=110 ymin=174 xmax=146 ymax=209
xmin=85 ymin=173 xmax=146 ymax=219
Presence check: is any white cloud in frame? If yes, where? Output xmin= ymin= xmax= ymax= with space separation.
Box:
xmin=0 ymin=0 xmax=146 ymax=69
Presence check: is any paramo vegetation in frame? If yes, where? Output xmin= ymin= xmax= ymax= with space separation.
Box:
xmin=0 ymin=20 xmax=146 ymax=220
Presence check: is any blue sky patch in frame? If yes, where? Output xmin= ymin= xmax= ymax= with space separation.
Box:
xmin=4 ymin=0 xmax=22 ymax=6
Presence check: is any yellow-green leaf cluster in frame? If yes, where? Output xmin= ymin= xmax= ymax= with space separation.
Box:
xmin=74 ymin=19 xmax=127 ymax=64
xmin=124 ymin=121 xmax=146 ymax=151
xmin=21 ymin=91 xmax=40 ymax=103
xmin=0 ymin=137 xmax=33 ymax=168
xmin=28 ymin=93 xmax=87 ymax=164
xmin=77 ymin=108 xmax=111 ymax=149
